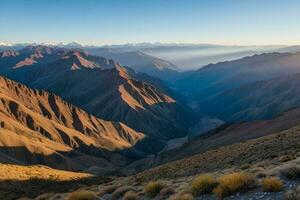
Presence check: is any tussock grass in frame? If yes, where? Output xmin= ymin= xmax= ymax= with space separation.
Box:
xmin=112 ymin=186 xmax=134 ymax=200
xmin=144 ymin=181 xmax=165 ymax=197
xmin=284 ymin=186 xmax=300 ymax=200
xmin=169 ymin=192 xmax=194 ymax=200
xmin=66 ymin=190 xmax=96 ymax=200
xmin=123 ymin=191 xmax=138 ymax=200
xmin=262 ymin=177 xmax=283 ymax=192
xmin=281 ymin=165 xmax=300 ymax=180
xmin=191 ymin=174 xmax=218 ymax=196
xmin=160 ymin=187 xmax=175 ymax=196
xmin=213 ymin=172 xmax=257 ymax=199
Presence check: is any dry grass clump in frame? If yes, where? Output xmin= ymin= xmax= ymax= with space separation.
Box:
xmin=66 ymin=190 xmax=96 ymax=200
xmin=160 ymin=187 xmax=175 ymax=196
xmin=123 ymin=191 xmax=138 ymax=200
xmin=169 ymin=192 xmax=194 ymax=200
xmin=112 ymin=186 xmax=134 ymax=200
xmin=256 ymin=172 xmax=267 ymax=179
xmin=279 ymin=155 xmax=295 ymax=162
xmin=98 ymin=185 xmax=117 ymax=196
xmin=262 ymin=177 xmax=283 ymax=192
xmin=240 ymin=164 xmax=251 ymax=170
xmin=284 ymin=186 xmax=300 ymax=200
xmin=281 ymin=165 xmax=300 ymax=180
xmin=191 ymin=174 xmax=218 ymax=196
xmin=144 ymin=181 xmax=165 ymax=197
xmin=212 ymin=172 xmax=257 ymax=199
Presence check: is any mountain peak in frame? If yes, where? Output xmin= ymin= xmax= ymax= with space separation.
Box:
xmin=0 ymin=50 xmax=19 ymax=58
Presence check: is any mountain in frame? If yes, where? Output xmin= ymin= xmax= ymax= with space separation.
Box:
xmin=0 ymin=76 xmax=147 ymax=173
xmin=123 ymin=106 xmax=300 ymax=174
xmin=0 ymin=46 xmax=198 ymax=148
xmin=85 ymin=48 xmax=180 ymax=80
xmin=173 ymin=52 xmax=300 ymax=109
xmin=200 ymin=73 xmax=300 ymax=122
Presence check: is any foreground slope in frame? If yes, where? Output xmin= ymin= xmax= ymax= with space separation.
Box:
xmin=0 ymin=76 xmax=146 ymax=171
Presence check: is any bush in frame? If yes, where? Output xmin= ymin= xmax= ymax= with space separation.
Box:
xmin=213 ymin=172 xmax=257 ymax=199
xmin=160 ymin=187 xmax=175 ymax=196
xmin=191 ymin=174 xmax=218 ymax=196
xmin=281 ymin=165 xmax=300 ymax=180
xmin=98 ymin=185 xmax=117 ymax=196
xmin=240 ymin=164 xmax=251 ymax=170
xmin=262 ymin=177 xmax=283 ymax=192
xmin=112 ymin=186 xmax=134 ymax=200
xmin=67 ymin=190 xmax=96 ymax=200
xmin=169 ymin=193 xmax=194 ymax=200
xmin=144 ymin=181 xmax=165 ymax=197
xmin=284 ymin=186 xmax=300 ymax=200
xmin=279 ymin=155 xmax=295 ymax=162
xmin=256 ymin=172 xmax=267 ymax=179
xmin=123 ymin=191 xmax=138 ymax=200
xmin=284 ymin=190 xmax=298 ymax=200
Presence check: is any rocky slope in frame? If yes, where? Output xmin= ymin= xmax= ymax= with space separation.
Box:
xmin=86 ymin=48 xmax=180 ymax=80
xmin=200 ymin=73 xmax=300 ymax=122
xmin=174 ymin=52 xmax=300 ymax=102
xmin=0 ymin=46 xmax=197 ymax=147
xmin=0 ymin=76 xmax=146 ymax=172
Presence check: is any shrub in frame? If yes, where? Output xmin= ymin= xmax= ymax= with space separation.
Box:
xmin=256 ymin=172 xmax=267 ymax=179
xmin=67 ymin=190 xmax=96 ymax=200
xmin=98 ymin=185 xmax=117 ymax=196
xmin=279 ymin=155 xmax=295 ymax=162
xmin=284 ymin=186 xmax=300 ymax=200
xmin=160 ymin=187 xmax=175 ymax=196
xmin=213 ymin=172 xmax=256 ymax=199
xmin=144 ymin=181 xmax=165 ymax=197
xmin=191 ymin=174 xmax=218 ymax=196
xmin=112 ymin=186 xmax=134 ymax=200
xmin=240 ymin=164 xmax=251 ymax=170
xmin=284 ymin=190 xmax=298 ymax=200
xmin=281 ymin=165 xmax=300 ymax=180
xmin=169 ymin=193 xmax=194 ymax=200
xmin=262 ymin=177 xmax=283 ymax=192
xmin=123 ymin=191 xmax=138 ymax=200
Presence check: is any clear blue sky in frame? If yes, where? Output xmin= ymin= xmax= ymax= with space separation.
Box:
xmin=1 ymin=0 xmax=300 ymax=45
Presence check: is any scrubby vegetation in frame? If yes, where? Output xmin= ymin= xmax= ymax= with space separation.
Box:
xmin=281 ymin=165 xmax=300 ymax=180
xmin=112 ymin=186 xmax=134 ymax=200
xmin=262 ymin=177 xmax=283 ymax=192
xmin=169 ymin=192 xmax=194 ymax=200
xmin=191 ymin=174 xmax=218 ymax=196
xmin=123 ymin=191 xmax=138 ymax=200
xmin=284 ymin=186 xmax=300 ymax=200
xmin=212 ymin=172 xmax=257 ymax=198
xmin=98 ymin=185 xmax=117 ymax=196
xmin=144 ymin=181 xmax=165 ymax=197
xmin=66 ymin=190 xmax=96 ymax=200
xmin=160 ymin=187 xmax=175 ymax=196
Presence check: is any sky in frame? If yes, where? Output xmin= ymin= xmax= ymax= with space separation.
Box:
xmin=1 ymin=0 xmax=300 ymax=46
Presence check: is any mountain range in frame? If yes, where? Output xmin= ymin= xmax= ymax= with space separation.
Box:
xmin=2 ymin=43 xmax=300 ymax=199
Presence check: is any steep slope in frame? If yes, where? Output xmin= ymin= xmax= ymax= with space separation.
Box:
xmin=0 ymin=46 xmax=197 ymax=146
xmin=135 ymin=123 xmax=300 ymax=181
xmin=200 ymin=73 xmax=300 ymax=122
xmin=174 ymin=52 xmax=300 ymax=101
xmin=0 ymin=76 xmax=146 ymax=171
xmin=86 ymin=48 xmax=180 ymax=80
xmin=123 ymin=107 xmax=300 ymax=174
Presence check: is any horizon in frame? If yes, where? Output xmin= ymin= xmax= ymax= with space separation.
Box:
xmin=1 ymin=0 xmax=300 ymax=46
